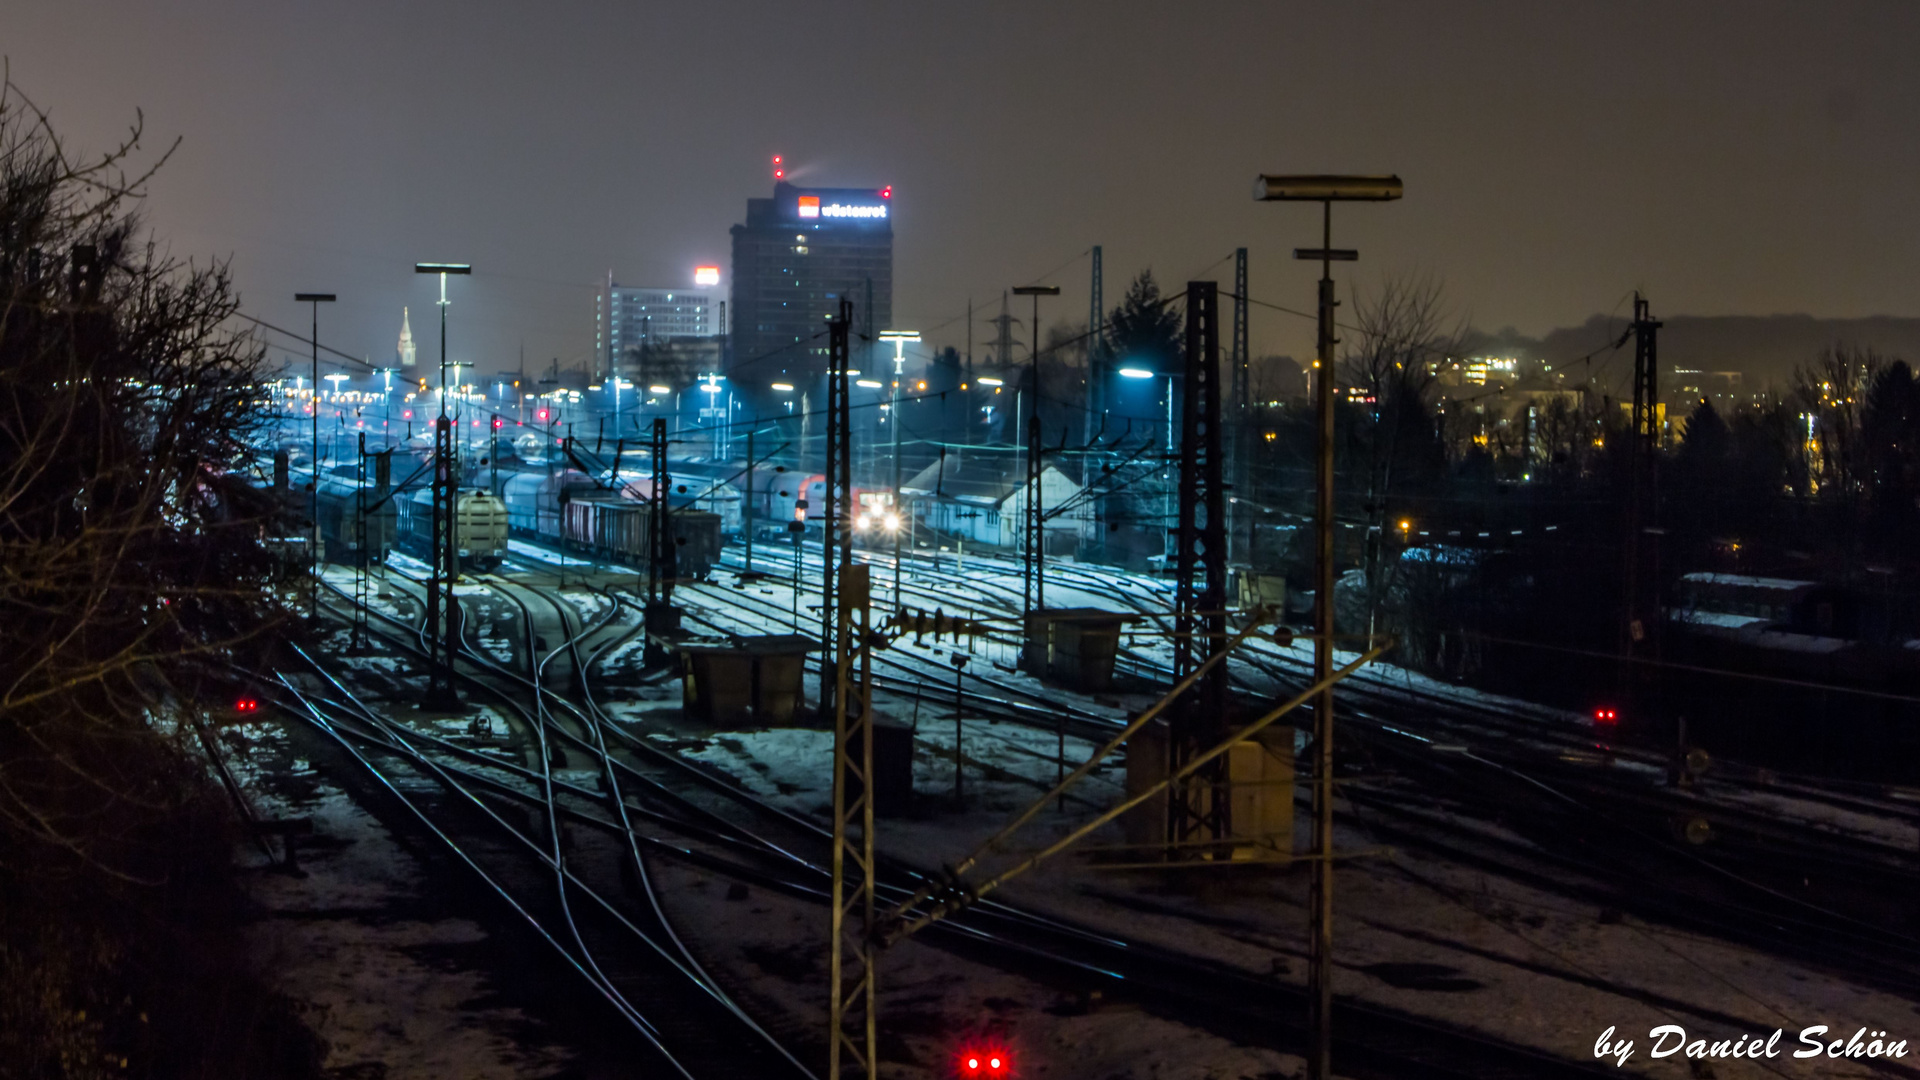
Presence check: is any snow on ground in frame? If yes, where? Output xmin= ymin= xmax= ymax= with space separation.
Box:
xmin=562 ymin=588 xmax=613 ymax=625
xmin=1708 ymin=787 xmax=1920 ymax=850
xmin=225 ymin=722 xmax=576 ymax=1078
xmin=507 ymin=539 xmax=597 ymax=568
xmin=659 ymin=716 xmax=1914 ymax=1078
xmin=649 ymin=855 xmax=1304 ymax=1080
xmin=325 ymin=540 xmax=1920 ymax=1075
xmin=386 ymin=551 xmax=432 ymax=575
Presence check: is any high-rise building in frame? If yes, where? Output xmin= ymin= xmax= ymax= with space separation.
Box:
xmin=597 ymin=277 xmax=719 ymax=381
xmin=396 ymin=307 xmax=416 ymax=368
xmin=728 ymin=181 xmax=892 ymax=385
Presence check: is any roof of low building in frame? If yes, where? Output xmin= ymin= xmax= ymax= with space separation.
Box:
xmin=901 ymin=454 xmax=1078 ymax=506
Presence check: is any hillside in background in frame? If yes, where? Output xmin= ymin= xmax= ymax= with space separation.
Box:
xmin=1532 ymin=314 xmax=1920 ymax=391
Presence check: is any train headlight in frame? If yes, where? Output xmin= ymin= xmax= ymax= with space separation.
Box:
xmin=883 ymin=513 xmax=900 ymax=532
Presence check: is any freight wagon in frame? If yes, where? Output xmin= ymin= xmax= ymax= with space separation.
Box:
xmin=560 ymin=493 xmax=722 ymax=580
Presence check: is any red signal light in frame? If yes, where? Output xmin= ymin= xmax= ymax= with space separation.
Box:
xmin=403 ymin=409 xmax=413 ymax=419
xmin=537 ymin=409 xmax=549 ymax=421
xmin=492 ymin=417 xmax=502 ymax=429
xmin=1594 ymin=708 xmax=1617 ymax=723
xmin=881 ymin=185 xmax=892 ymax=199
xmin=957 ymin=1043 xmax=1010 ymax=1076
xmin=235 ymin=698 xmax=258 ymax=713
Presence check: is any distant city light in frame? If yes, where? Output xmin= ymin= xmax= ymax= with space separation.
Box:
xmin=1118 ymin=368 xmax=1155 ymax=379
xmin=694 ymin=265 xmax=721 ymax=287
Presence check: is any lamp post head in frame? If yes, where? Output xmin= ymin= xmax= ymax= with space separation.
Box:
xmin=413 ymin=263 xmax=472 ymax=275
xmin=294 ymin=293 xmax=337 ymax=303
xmin=1011 ymin=286 xmax=1061 ymax=297
xmin=879 ymin=330 xmax=920 ymax=372
xmin=1253 ymin=175 xmax=1403 ymax=201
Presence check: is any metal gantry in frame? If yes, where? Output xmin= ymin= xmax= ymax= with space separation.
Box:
xmin=423 ymin=407 xmax=461 ymax=708
xmin=827 ymin=562 xmax=877 ymax=1080
xmin=820 ymin=299 xmax=853 ymax=710
xmin=352 ymin=433 xmax=369 ymax=651
xmin=414 ymin=263 xmax=469 ymax=712
xmin=1230 ymin=248 xmax=1250 ymax=564
xmin=1085 ymin=245 xmax=1104 ymax=448
xmin=295 ymin=292 xmax=335 ymax=621
xmin=1013 ymin=284 xmax=1059 ymax=618
xmin=1623 ymin=294 xmax=1663 ymax=715
xmin=1169 ymin=281 xmax=1231 ymax=847
xmin=649 ymin=416 xmax=671 ymax=602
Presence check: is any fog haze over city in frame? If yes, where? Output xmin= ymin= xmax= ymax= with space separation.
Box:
xmin=10 ymin=0 xmax=1920 ymax=370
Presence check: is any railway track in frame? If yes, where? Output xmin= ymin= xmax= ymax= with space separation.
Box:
xmin=702 ymin=541 xmax=1920 ymax=1003
xmin=299 ymin=573 xmax=818 ymax=1078
xmin=286 ymin=560 xmax=1628 ymax=1079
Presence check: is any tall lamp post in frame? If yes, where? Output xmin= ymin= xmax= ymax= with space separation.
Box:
xmin=1011 ymin=285 xmax=1059 ymax=618
xmin=1254 ymin=174 xmax=1401 ymax=1080
xmin=878 ymin=330 xmax=920 ymax=603
xmin=413 ymin=262 xmax=471 ymax=711
xmin=295 ymin=293 xmax=335 ymax=620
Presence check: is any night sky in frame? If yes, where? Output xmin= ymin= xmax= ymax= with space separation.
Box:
xmin=9 ymin=1 xmax=1918 ymax=374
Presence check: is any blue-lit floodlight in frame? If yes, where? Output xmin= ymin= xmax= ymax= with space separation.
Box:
xmin=1118 ymin=367 xmax=1155 ymax=379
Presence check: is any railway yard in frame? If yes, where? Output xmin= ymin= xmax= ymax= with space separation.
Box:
xmin=207 ymin=533 xmax=1920 ymax=1080
xmin=17 ymin=19 xmax=1920 ymax=1080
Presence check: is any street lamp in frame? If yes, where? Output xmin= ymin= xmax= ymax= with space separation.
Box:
xmin=1113 ymin=364 xmax=1178 ymax=563
xmin=1255 ymin=172 xmax=1400 ymax=1080
xmin=378 ymin=368 xmax=396 ymax=446
xmin=878 ymin=330 xmax=921 ymax=603
xmin=412 ymin=262 xmax=470 ymax=711
xmin=294 ymin=292 xmax=335 ymax=619
xmin=1010 ymin=286 xmax=1059 ymax=617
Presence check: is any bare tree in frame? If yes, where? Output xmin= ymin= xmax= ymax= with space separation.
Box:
xmin=1339 ymin=274 xmax=1463 ymax=632
xmin=1793 ymin=344 xmax=1885 ymax=500
xmin=1249 ymin=354 xmax=1306 ymax=403
xmin=0 ymin=77 xmax=283 ymax=885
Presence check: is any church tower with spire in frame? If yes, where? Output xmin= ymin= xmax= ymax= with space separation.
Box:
xmin=397 ymin=307 xmax=417 ymax=368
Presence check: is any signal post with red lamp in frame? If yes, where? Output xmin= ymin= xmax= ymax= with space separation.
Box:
xmin=956 ymin=1042 xmax=1013 ymax=1078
